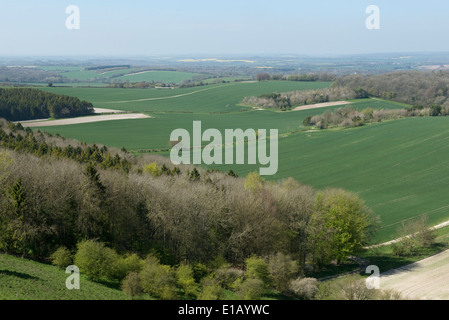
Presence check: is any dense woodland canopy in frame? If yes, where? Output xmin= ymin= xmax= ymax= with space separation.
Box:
xmin=0 ymin=88 xmax=94 ymax=121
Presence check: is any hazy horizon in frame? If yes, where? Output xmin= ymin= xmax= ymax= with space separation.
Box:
xmin=0 ymin=0 xmax=448 ymax=57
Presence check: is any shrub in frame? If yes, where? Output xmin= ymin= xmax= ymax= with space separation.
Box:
xmin=50 ymin=246 xmax=73 ymax=269
xmin=214 ymin=265 xmax=244 ymax=290
xmin=245 ymin=256 xmax=270 ymax=286
xmin=140 ymin=254 xmax=177 ymax=300
xmin=176 ymin=264 xmax=199 ymax=298
xmin=289 ymin=277 xmax=319 ymax=300
xmin=113 ymin=253 xmax=144 ymax=281
xmin=237 ymin=278 xmax=265 ymax=300
xmin=73 ymin=240 xmax=118 ymax=281
xmin=144 ymin=162 xmax=162 ymax=177
xmin=244 ymin=172 xmax=264 ymax=193
xmin=192 ymin=263 xmax=208 ymax=283
xmin=341 ymin=278 xmax=374 ymax=300
xmin=197 ymin=277 xmax=223 ymax=300
xmin=267 ymin=252 xmax=300 ymax=293
xmin=391 ymin=237 xmax=415 ymax=257
xmin=121 ymin=272 xmax=143 ymax=300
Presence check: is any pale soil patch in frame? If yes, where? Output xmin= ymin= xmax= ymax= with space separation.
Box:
xmin=20 ymin=113 xmax=152 ymax=127
xmin=381 ymin=249 xmax=449 ymax=300
xmin=93 ymin=108 xmax=125 ymax=114
xmin=292 ymin=101 xmax=351 ymax=111
xmin=123 ymin=71 xmax=154 ymax=76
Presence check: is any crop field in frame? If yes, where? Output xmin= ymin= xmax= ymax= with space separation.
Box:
xmin=29 ymin=79 xmax=438 ymax=245
xmin=39 ymin=81 xmax=332 ymax=113
xmin=37 ymin=66 xmax=206 ymax=84
xmin=115 ymin=71 xmax=206 ymax=84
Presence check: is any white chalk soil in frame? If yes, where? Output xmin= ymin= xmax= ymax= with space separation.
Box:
xmin=19 ymin=111 xmax=151 ymax=127
xmin=293 ymin=101 xmax=351 ymax=111
xmin=380 ymin=249 xmax=449 ymax=300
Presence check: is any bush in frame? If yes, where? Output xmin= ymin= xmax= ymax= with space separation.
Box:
xmin=289 ymin=277 xmax=319 ymax=300
xmin=50 ymin=246 xmax=73 ymax=269
xmin=244 ymin=172 xmax=264 ymax=193
xmin=341 ymin=278 xmax=374 ymax=300
xmin=267 ymin=252 xmax=300 ymax=293
xmin=245 ymin=256 xmax=270 ymax=287
xmin=140 ymin=254 xmax=177 ymax=300
xmin=192 ymin=263 xmax=208 ymax=283
xmin=197 ymin=277 xmax=223 ymax=300
xmin=176 ymin=264 xmax=199 ymax=298
xmin=144 ymin=162 xmax=162 ymax=177
xmin=113 ymin=253 xmax=144 ymax=281
xmin=237 ymin=278 xmax=265 ymax=300
xmin=121 ymin=272 xmax=143 ymax=300
xmin=73 ymin=240 xmax=118 ymax=281
xmin=214 ymin=265 xmax=244 ymax=290
xmin=392 ymin=237 xmax=415 ymax=257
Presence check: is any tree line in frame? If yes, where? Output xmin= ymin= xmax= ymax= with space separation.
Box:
xmin=0 ymin=88 xmax=94 ymax=121
xmin=242 ymin=87 xmax=356 ymax=111
xmin=302 ymin=105 xmax=447 ymax=129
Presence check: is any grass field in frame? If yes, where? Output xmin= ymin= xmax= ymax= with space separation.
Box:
xmin=116 ymin=71 xmax=205 ymax=84
xmin=28 ymin=81 xmax=449 ymax=244
xmin=0 ymin=254 xmax=129 ymax=300
xmin=39 ymin=81 xmax=332 ymax=113
xmin=37 ymin=66 xmax=206 ymax=84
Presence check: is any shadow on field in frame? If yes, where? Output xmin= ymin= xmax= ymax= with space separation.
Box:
xmin=0 ymin=269 xmax=40 ymax=280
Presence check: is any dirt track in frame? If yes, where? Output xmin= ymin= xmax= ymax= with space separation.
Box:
xmin=380 ymin=249 xmax=449 ymax=300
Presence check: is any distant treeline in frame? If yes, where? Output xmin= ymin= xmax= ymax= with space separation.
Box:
xmin=85 ymin=65 xmax=131 ymax=71
xmin=255 ymin=72 xmax=336 ymax=82
xmin=0 ymin=66 xmax=64 ymax=83
xmin=0 ymin=88 xmax=94 ymax=121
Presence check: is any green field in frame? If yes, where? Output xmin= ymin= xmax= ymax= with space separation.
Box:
xmin=40 ymin=81 xmax=332 ymax=113
xmin=28 ymin=81 xmax=448 ymax=244
xmin=115 ymin=71 xmax=205 ymax=84
xmin=37 ymin=66 xmax=206 ymax=85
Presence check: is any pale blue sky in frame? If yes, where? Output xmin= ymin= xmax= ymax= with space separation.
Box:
xmin=0 ymin=0 xmax=448 ymax=56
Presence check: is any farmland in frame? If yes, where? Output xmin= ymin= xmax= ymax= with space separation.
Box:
xmin=25 ymin=78 xmax=447 ymax=245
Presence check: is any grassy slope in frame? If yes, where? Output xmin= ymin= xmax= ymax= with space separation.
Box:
xmin=0 ymin=254 xmax=128 ymax=300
